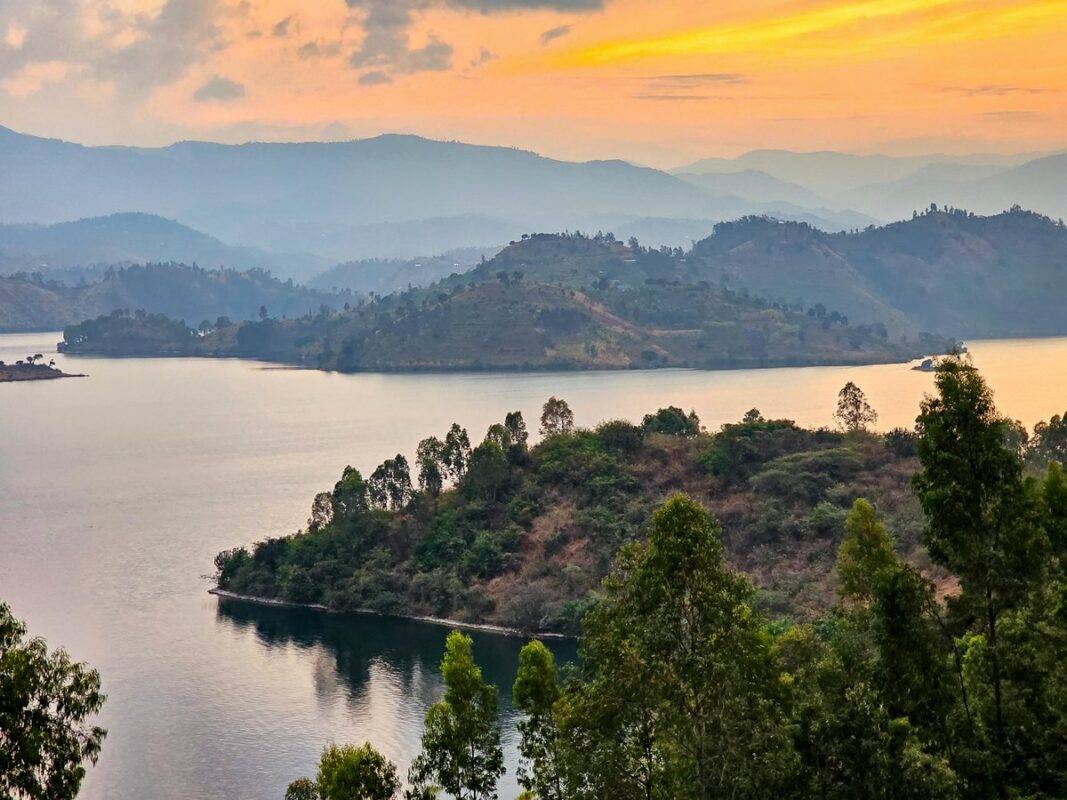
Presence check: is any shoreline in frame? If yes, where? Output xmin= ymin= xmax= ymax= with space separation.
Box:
xmin=208 ymin=587 xmax=571 ymax=640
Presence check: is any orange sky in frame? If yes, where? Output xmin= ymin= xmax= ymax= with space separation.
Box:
xmin=0 ymin=0 xmax=1064 ymax=165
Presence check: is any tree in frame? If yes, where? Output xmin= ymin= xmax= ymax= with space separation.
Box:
xmin=462 ymin=442 xmax=511 ymax=503
xmin=285 ymin=777 xmax=319 ymax=800
xmin=308 ymin=492 xmax=335 ymax=531
xmin=443 ymin=424 xmax=472 ymax=480
xmin=0 ymin=603 xmax=106 ymax=800
xmin=641 ymin=406 xmax=701 ymax=436
xmin=539 ymin=397 xmax=574 ymax=437
xmin=417 ymin=437 xmax=447 ymax=498
xmin=834 ymin=381 xmax=878 ymax=431
xmin=504 ymin=411 xmax=529 ymax=459
xmin=316 ymin=743 xmax=399 ymax=800
xmin=409 ymin=631 xmax=504 ymax=800
xmin=369 ymin=456 xmax=412 ymax=511
xmin=332 ymin=466 xmax=370 ymax=518
xmin=837 ymin=499 xmax=899 ymax=601
xmin=913 ymin=354 xmax=1048 ymax=792
xmin=1027 ymin=411 xmax=1067 ymax=465
xmin=513 ymin=641 xmax=563 ymax=800
xmin=558 ymin=495 xmax=795 ymax=799
xmin=483 ymin=423 xmax=512 ymax=451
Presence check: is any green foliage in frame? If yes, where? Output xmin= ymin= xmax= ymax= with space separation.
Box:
xmin=513 ymin=641 xmax=563 ymax=800
xmin=285 ymin=777 xmax=319 ymax=800
xmin=315 ymin=743 xmax=399 ymax=800
xmin=410 ymin=631 xmax=503 ymax=800
xmin=837 ymin=499 xmax=899 ymax=600
xmin=558 ymin=495 xmax=796 ymax=799
xmin=539 ymin=397 xmax=574 ymax=437
xmin=593 ymin=419 xmax=644 ymax=455
xmin=1028 ymin=411 xmax=1067 ymax=466
xmin=702 ymin=411 xmax=828 ymax=483
xmin=462 ymin=442 xmax=511 ymax=503
xmin=834 ymin=381 xmax=878 ymax=432
xmin=640 ymin=406 xmax=701 ymax=436
xmin=0 ymin=603 xmax=106 ymax=800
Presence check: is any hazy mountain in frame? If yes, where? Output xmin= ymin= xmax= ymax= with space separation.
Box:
xmin=0 ymin=262 xmax=351 ymax=332
xmin=0 ymin=125 xmax=714 ymax=248
xmin=675 ymin=170 xmax=829 ymax=208
xmin=0 ymin=213 xmax=328 ymax=279
xmin=675 ymin=148 xmax=1066 ymax=221
xmin=674 ymin=149 xmax=1044 ymax=195
xmin=688 ymin=207 xmax=1067 ymax=338
xmin=308 ymin=246 xmax=499 ymax=295
xmin=0 ymin=126 xmax=885 ymax=263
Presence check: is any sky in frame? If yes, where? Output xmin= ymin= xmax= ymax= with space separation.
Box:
xmin=0 ymin=0 xmax=1064 ymax=167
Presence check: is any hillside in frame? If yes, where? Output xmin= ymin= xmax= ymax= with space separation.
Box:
xmin=60 ymin=233 xmax=943 ymax=370
xmin=0 ymin=263 xmax=351 ymax=332
xmin=308 ymin=247 xmax=498 ymax=296
xmin=212 ymin=405 xmax=940 ymax=631
xmin=689 ymin=207 xmax=1067 ymax=337
xmin=0 ymin=213 xmax=327 ymax=279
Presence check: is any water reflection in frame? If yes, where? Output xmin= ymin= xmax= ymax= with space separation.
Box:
xmin=215 ymin=598 xmax=576 ymax=791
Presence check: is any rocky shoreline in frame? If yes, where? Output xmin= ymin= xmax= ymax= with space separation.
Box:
xmin=208 ymin=587 xmax=570 ymax=640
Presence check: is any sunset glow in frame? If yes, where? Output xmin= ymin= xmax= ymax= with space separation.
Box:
xmin=0 ymin=0 xmax=1063 ymax=164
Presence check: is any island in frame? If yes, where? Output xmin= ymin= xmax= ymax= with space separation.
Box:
xmin=59 ymin=231 xmax=955 ymax=371
xmin=0 ymin=354 xmax=83 ymax=382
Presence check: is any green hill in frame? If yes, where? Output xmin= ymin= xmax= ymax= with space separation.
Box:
xmin=61 ymin=234 xmax=943 ymax=370
xmin=690 ymin=207 xmax=1067 ymax=337
xmin=0 ymin=262 xmax=351 ymax=333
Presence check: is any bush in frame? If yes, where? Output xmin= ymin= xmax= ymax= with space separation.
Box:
xmin=595 ymin=419 xmax=644 ymax=454
xmin=642 ymin=406 xmax=701 ymax=436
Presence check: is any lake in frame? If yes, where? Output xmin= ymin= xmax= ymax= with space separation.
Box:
xmin=1 ymin=332 xmax=1065 ymax=800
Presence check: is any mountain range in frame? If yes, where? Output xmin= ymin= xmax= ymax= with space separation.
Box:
xmin=0 ymin=125 xmax=974 ymax=268
xmin=675 ymin=149 xmax=1067 ymax=222
xmin=0 ymin=262 xmax=350 ymax=333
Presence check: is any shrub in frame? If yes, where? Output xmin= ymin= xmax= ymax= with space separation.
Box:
xmin=641 ymin=406 xmax=701 ymax=436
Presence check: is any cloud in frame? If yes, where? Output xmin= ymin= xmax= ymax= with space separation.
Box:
xmin=631 ymin=93 xmax=715 ymax=102
xmin=193 ymin=74 xmax=245 ymax=102
xmin=540 ymin=25 xmax=571 ymax=45
xmin=358 ymin=69 xmax=393 ymax=85
xmin=979 ymin=110 xmax=1045 ymax=120
xmin=298 ymin=40 xmax=342 ymax=59
xmin=646 ymin=72 xmax=746 ymax=87
xmin=0 ymin=0 xmax=226 ymax=101
xmin=469 ymin=46 xmax=497 ymax=67
xmin=0 ymin=60 xmax=69 ymax=97
xmin=344 ymin=0 xmax=604 ymax=83
xmin=273 ymin=15 xmax=294 ymax=37
xmin=940 ymin=84 xmax=1047 ymax=96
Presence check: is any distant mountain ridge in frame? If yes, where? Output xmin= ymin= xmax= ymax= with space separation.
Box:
xmin=0 ymin=126 xmax=886 ymax=263
xmin=0 ymin=262 xmax=351 ymax=332
xmin=673 ymin=148 xmax=1067 ymax=221
xmin=0 ymin=213 xmax=328 ymax=279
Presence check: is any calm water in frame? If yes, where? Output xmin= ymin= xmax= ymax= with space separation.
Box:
xmin=1 ymin=332 xmax=1065 ymax=800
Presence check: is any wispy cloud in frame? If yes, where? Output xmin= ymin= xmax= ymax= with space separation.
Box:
xmin=193 ymin=74 xmax=245 ymax=102
xmin=645 ymin=73 xmax=746 ymax=88
xmin=940 ymin=84 xmax=1049 ymax=96
xmin=273 ymin=16 xmax=294 ymax=38
xmin=540 ymin=25 xmax=572 ymax=45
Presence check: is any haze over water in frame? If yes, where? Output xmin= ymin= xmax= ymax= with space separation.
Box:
xmin=1 ymin=332 xmax=1064 ymax=800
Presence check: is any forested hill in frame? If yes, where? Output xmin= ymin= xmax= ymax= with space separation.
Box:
xmin=0 ymin=263 xmax=351 ymax=332
xmin=60 ymin=235 xmax=945 ymax=369
xmin=689 ymin=207 xmax=1067 ymax=337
